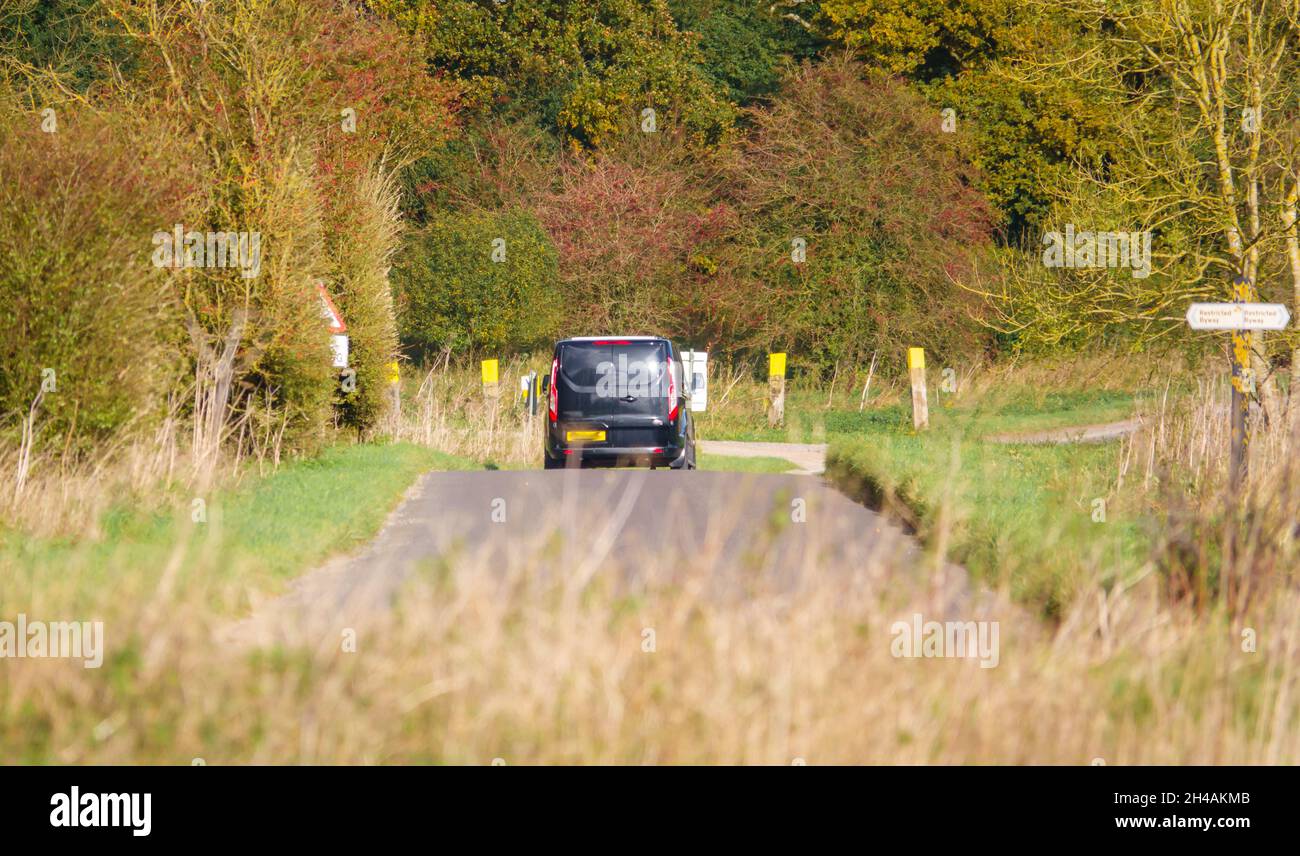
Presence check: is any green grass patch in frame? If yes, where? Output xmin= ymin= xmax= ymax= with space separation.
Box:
xmin=953 ymin=388 xmax=1136 ymax=436
xmin=697 ymin=452 xmax=800 ymax=473
xmin=698 ymin=386 xmax=1136 ymax=444
xmin=202 ymin=443 xmax=478 ymax=582
xmin=0 ymin=443 xmax=479 ymax=603
xmin=824 ymin=392 xmax=1147 ymax=617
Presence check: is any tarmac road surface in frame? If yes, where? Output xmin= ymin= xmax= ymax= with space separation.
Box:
xmin=237 ymin=466 xmax=977 ymax=646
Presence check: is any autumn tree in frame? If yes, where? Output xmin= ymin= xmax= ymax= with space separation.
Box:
xmin=717 ymin=56 xmax=997 ymax=373
xmin=531 ymin=131 xmax=740 ymax=343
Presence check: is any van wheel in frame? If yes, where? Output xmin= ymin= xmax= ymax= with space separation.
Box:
xmin=544 ymin=455 xmax=563 ymax=470
xmin=671 ymin=441 xmax=696 ymax=471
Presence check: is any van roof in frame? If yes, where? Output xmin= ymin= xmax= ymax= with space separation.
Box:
xmin=558 ymin=336 xmax=668 ymax=343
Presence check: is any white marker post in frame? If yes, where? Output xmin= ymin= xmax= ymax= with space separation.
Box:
xmin=681 ymin=350 xmax=708 ymax=412
xmin=1185 ymin=280 xmax=1290 ymax=490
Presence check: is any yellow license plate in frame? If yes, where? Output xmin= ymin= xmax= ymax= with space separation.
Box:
xmin=566 ymin=430 xmax=606 ymax=442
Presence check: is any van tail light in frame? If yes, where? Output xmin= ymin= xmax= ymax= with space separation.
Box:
xmin=665 ymin=355 xmax=678 ymax=422
xmin=548 ymin=357 xmax=559 ymax=421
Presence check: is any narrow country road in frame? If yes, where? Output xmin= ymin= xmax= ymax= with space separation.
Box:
xmin=238 ymin=466 xmax=977 ymax=647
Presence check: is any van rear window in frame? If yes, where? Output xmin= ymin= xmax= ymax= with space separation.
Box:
xmin=557 ymin=341 xmax=669 ymax=418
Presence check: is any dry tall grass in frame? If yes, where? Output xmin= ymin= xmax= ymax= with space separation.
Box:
xmin=387 ymin=356 xmax=547 ymax=465
xmin=2 ymin=472 xmax=1296 ymax=764
xmin=1121 ymin=373 xmax=1300 ymax=612
xmin=0 ymin=384 xmax=297 ymax=539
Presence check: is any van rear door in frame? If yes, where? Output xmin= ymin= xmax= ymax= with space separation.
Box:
xmin=556 ymin=340 xmax=671 ymax=446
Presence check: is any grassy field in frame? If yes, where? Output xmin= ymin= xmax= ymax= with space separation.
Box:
xmin=696 ymin=385 xmax=1138 ymax=444
xmin=1 ymin=442 xmax=479 ymax=605
xmin=4 ymin=423 xmax=1296 ymax=763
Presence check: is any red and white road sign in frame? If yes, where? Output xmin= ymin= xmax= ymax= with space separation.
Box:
xmin=315 ymin=282 xmax=349 ymax=369
xmin=1185 ymin=302 xmax=1290 ymax=331
xmin=316 ymin=281 xmax=347 ymax=334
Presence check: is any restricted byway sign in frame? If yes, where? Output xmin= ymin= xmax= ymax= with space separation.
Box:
xmin=1186 ymin=302 xmax=1291 ymax=330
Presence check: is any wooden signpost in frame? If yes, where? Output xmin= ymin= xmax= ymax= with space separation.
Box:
xmin=768 ymin=352 xmax=786 ymax=427
xmin=908 ymin=347 xmax=928 ymax=431
xmin=1185 ymin=277 xmax=1291 ymax=490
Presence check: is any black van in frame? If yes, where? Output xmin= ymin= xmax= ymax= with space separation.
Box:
xmin=542 ymin=337 xmax=697 ymax=470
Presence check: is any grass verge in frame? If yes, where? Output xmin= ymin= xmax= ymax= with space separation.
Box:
xmin=816 ymin=388 xmax=1146 ymax=616
xmin=1 ymin=442 xmax=479 ymax=605
xmin=696 ymin=452 xmax=800 ymax=473
xmin=828 ymin=433 xmax=1143 ymax=616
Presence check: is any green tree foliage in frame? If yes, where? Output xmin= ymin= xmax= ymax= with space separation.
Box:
xmin=0 ymin=0 xmax=138 ymax=91
xmin=109 ymin=0 xmax=457 ymax=450
xmin=925 ymin=65 xmax=1121 ymax=240
xmin=977 ymin=0 xmax=1300 ymax=382
xmin=815 ymin=0 xmax=1126 ymax=241
xmin=366 ymin=0 xmax=735 ymax=148
xmin=398 ymin=118 xmax=560 ymax=227
xmin=668 ymin=0 xmax=824 ymax=105
xmin=396 ymin=60 xmax=998 ymax=373
xmin=816 ymin=0 xmax=1011 ymax=79
xmin=1 ymin=0 xmax=458 ymax=460
xmin=393 ymin=210 xmax=560 ymax=357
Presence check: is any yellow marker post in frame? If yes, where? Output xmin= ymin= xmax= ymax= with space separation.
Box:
xmin=1228 ymin=276 xmax=1254 ymax=492
xmin=908 ymin=348 xmax=928 ymax=430
xmin=767 ymin=352 xmax=787 ymax=427
xmin=386 ymin=360 xmax=401 ymax=419
xmin=481 ymin=358 xmax=500 ymax=404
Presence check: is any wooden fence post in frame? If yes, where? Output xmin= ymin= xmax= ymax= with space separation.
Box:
xmin=908 ymin=347 xmax=928 ymax=431
xmin=768 ymin=352 xmax=787 ymax=427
